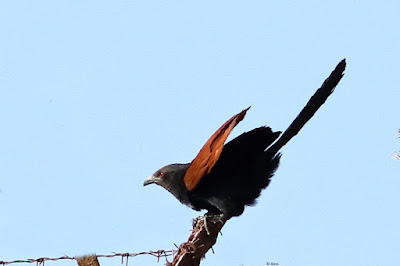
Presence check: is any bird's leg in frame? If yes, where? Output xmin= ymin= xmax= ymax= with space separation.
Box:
xmin=192 ymin=213 xmax=227 ymax=236
xmin=203 ymin=215 xmax=211 ymax=235
xmin=192 ymin=215 xmax=202 ymax=228
xmin=211 ymin=213 xmax=228 ymax=226
xmin=192 ymin=214 xmax=211 ymax=235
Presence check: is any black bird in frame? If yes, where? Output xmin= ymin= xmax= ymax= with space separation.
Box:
xmin=144 ymin=59 xmax=346 ymax=219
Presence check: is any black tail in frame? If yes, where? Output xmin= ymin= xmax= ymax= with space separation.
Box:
xmin=266 ymin=59 xmax=346 ymax=155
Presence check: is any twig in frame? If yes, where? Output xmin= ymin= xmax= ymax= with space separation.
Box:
xmin=171 ymin=215 xmax=228 ymax=266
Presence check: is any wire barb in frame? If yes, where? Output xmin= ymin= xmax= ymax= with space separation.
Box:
xmin=1 ymin=251 xmax=176 ymax=266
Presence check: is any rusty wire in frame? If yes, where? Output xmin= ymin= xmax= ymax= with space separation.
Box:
xmin=0 ymin=250 xmax=176 ymax=266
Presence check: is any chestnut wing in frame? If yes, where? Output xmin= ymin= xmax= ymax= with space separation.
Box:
xmin=183 ymin=107 xmax=250 ymax=191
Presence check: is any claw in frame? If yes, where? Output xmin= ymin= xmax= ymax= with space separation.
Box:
xmin=192 ymin=213 xmax=227 ymax=236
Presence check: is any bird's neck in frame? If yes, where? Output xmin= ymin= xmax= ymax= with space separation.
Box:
xmin=165 ymin=164 xmax=194 ymax=209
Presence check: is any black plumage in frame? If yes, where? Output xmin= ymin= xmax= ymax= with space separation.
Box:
xmin=189 ymin=127 xmax=281 ymax=217
xmin=144 ymin=59 xmax=346 ymax=219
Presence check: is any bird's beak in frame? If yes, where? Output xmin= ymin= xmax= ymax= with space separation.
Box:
xmin=143 ymin=175 xmax=156 ymax=186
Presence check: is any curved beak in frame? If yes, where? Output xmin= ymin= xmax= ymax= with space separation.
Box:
xmin=143 ymin=175 xmax=156 ymax=186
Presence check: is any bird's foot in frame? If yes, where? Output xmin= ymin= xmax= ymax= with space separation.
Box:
xmin=192 ymin=213 xmax=227 ymax=236
xmin=208 ymin=213 xmax=226 ymax=224
xmin=192 ymin=215 xmax=210 ymax=235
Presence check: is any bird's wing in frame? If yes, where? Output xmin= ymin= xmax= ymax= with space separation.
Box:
xmin=183 ymin=107 xmax=250 ymax=191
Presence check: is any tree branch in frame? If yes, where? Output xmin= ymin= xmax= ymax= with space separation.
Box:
xmin=170 ymin=216 xmax=228 ymax=266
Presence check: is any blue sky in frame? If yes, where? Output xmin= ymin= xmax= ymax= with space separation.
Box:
xmin=1 ymin=1 xmax=399 ymax=265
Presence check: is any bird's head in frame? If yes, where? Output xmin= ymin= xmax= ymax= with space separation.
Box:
xmin=143 ymin=163 xmax=190 ymax=193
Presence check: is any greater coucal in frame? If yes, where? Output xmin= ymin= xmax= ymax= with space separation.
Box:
xmin=144 ymin=59 xmax=346 ymax=219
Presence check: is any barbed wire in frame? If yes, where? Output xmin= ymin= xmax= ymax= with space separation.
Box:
xmin=0 ymin=250 xmax=176 ymax=266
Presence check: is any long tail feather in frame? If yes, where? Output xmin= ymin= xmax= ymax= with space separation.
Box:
xmin=267 ymin=59 xmax=346 ymax=155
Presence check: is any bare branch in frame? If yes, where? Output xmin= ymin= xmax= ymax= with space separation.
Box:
xmin=171 ymin=215 xmax=228 ymax=266
xmin=76 ymin=255 xmax=100 ymax=266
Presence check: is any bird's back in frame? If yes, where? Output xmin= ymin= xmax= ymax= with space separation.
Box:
xmin=188 ymin=127 xmax=281 ymax=217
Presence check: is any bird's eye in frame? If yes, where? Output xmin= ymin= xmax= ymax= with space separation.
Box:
xmin=159 ymin=172 xmax=164 ymax=178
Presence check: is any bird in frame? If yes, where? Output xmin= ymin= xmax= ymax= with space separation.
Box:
xmin=144 ymin=59 xmax=346 ymax=219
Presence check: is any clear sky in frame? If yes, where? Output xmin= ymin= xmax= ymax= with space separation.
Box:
xmin=1 ymin=1 xmax=399 ymax=266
